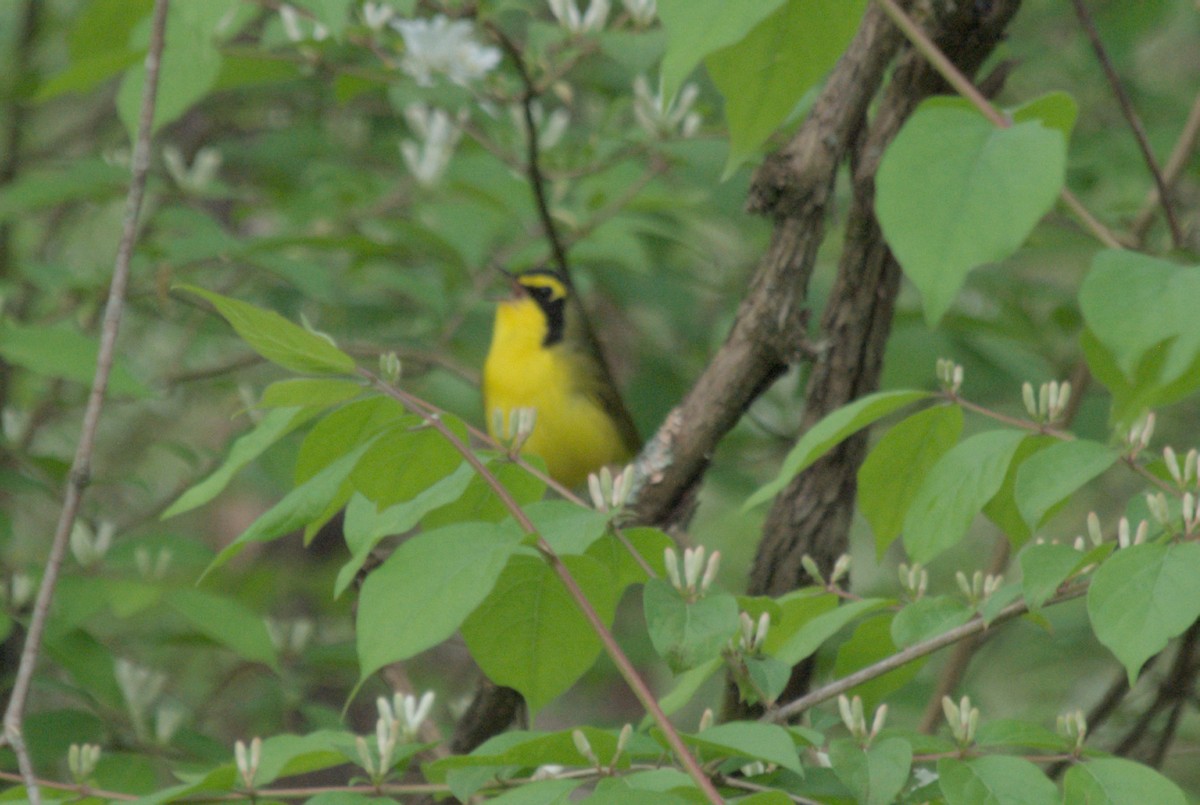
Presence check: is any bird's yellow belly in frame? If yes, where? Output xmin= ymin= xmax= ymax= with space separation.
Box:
xmin=484 ymin=348 xmax=631 ymax=489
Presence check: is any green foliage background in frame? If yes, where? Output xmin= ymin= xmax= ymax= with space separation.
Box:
xmin=2 ymin=0 xmax=1200 ymax=802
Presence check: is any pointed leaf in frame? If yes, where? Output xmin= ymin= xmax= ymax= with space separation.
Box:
xmin=1014 ymin=440 xmax=1119 ymax=529
xmin=1064 ymin=757 xmax=1187 ymax=805
xmin=643 ymin=579 xmax=740 ymax=673
xmin=165 ymin=588 xmax=279 ymax=671
xmin=938 ymin=756 xmax=1058 ymax=805
xmin=684 ymin=722 xmax=802 ymax=773
xmin=1018 ymin=542 xmax=1085 ymax=611
xmin=656 ymin=0 xmax=786 ymax=101
xmin=829 ymin=737 xmax=912 ymax=805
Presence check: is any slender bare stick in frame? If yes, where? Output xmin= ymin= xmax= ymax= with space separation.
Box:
xmin=1131 ymin=92 xmax=1200 ymax=242
xmin=0 ymin=1 xmax=170 ymax=801
xmin=874 ymin=0 xmax=1126 ymax=250
xmin=1068 ymin=0 xmax=1182 ymax=247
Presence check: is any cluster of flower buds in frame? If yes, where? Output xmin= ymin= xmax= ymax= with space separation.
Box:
xmin=955 ymin=569 xmax=1003 ymax=607
xmin=400 ymin=104 xmax=468 ymax=188
xmin=663 ymin=545 xmax=720 ymax=602
xmin=1021 ymin=380 xmax=1071 ymax=425
xmin=733 ymin=611 xmax=771 ymax=655
xmin=68 ymin=743 xmax=101 ymax=785
xmin=115 ymin=659 xmax=167 ymax=741
xmin=70 ymin=520 xmax=114 ymax=568
xmin=134 ymin=546 xmax=172 ymax=580
xmin=1057 ymin=709 xmax=1088 ymax=753
xmin=838 ymin=694 xmax=888 ymax=748
xmin=494 ymin=406 xmax=538 ymax=455
xmin=571 ymin=724 xmax=631 ymax=771
xmin=1116 ymin=516 xmax=1149 ymax=549
xmin=632 ymin=76 xmax=701 ymax=139
xmin=1125 ymin=413 xmax=1156 ymax=457
xmin=355 ymin=691 xmax=435 ymax=783
xmin=234 ymin=737 xmax=262 ymax=789
xmin=549 ymin=0 xmax=610 ymax=33
xmin=898 ymin=562 xmax=928 ymax=600
xmin=588 ymin=465 xmax=633 ymax=513
xmin=265 ymin=617 xmax=314 ymax=655
xmin=800 ymin=553 xmax=851 ymax=590
xmin=379 ymin=352 xmax=402 ymax=385
xmin=942 ymin=695 xmax=980 ymax=746
xmin=936 ymin=358 xmax=963 ymax=395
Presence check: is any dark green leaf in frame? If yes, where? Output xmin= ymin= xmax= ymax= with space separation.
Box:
xmin=770 ymin=597 xmax=889 ymax=666
xmin=643 ymin=579 xmax=740 ymax=673
xmin=891 ymin=596 xmax=972 ymax=647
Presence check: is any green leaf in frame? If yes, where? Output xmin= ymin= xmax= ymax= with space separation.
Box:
xmin=976 ymin=720 xmax=1068 ymax=752
xmin=1064 ymin=757 xmax=1188 ymax=805
xmin=258 ymin=378 xmax=365 ymax=409
xmin=483 ymin=778 xmax=580 ymax=805
xmin=829 ymin=737 xmax=912 ymax=805
xmin=1087 ymin=542 xmax=1200 ymax=684
xmin=1018 ymin=542 xmax=1085 ymax=610
xmin=357 ymin=521 xmax=525 ymax=679
xmin=903 ymin=430 xmax=1028 ymax=563
xmin=891 ymin=596 xmax=972 ymax=647
xmin=706 ymin=0 xmax=867 ymax=171
xmin=0 ymin=319 xmax=149 ymax=397
xmin=421 ymin=459 xmax=547 ymax=528
xmin=165 ymin=588 xmax=279 ymax=671
xmin=117 ymin=2 xmax=237 ymax=138
xmin=163 ymin=407 xmax=317 ymax=519
xmin=287 ymin=0 xmax=355 ymax=39
xmin=178 ymin=285 xmax=356 ymax=375
xmin=746 ymin=390 xmax=931 ymax=510
xmin=684 ymin=722 xmax=803 ymax=773
xmin=350 ymin=417 xmax=466 ymax=508
xmin=938 ymin=756 xmax=1058 ymax=805
xmin=858 ymin=404 xmax=963 ymax=555
xmin=1014 ymin=440 xmax=1119 ymax=530
xmin=876 ymin=100 xmax=1067 ymax=324
xmin=247 ymin=731 xmax=354 ymax=786
xmin=295 ymin=397 xmax=408 ymax=483
xmin=833 ymin=615 xmax=922 ymax=708
xmin=586 ymin=526 xmax=672 ymax=590
xmin=1011 ymin=91 xmax=1079 ymax=140
xmin=771 ymin=597 xmax=889 ymax=666
xmin=1080 ymin=250 xmax=1200 ymax=391
xmin=0 ymin=159 xmax=128 ymax=220
xmin=525 ymin=500 xmax=611 ymax=556
xmin=462 ymin=554 xmax=619 ymax=714
xmin=741 ymin=655 xmax=791 ymax=706
xmin=643 ymin=579 xmax=740 ymax=673
xmin=646 ymin=658 xmax=722 ymax=726
xmin=656 ymin=0 xmax=787 ymax=101
xmin=333 ymin=463 xmax=476 ymax=598
xmin=982 ymin=435 xmax=1055 ymax=548
xmin=203 ymin=440 xmax=373 ymax=576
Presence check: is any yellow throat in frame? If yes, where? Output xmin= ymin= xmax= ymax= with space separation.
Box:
xmin=482 ymin=271 xmax=637 ymax=489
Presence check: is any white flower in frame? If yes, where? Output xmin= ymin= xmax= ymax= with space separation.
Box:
xmin=621 ymin=0 xmax=656 ymax=26
xmin=400 ymin=104 xmax=467 ymax=186
xmin=548 ymin=0 xmax=610 ymax=33
xmin=279 ymin=4 xmax=329 ymax=42
xmin=391 ymin=15 xmax=501 ymax=87
xmin=361 ymin=1 xmax=396 ymax=31
xmin=509 ymin=101 xmax=570 ymax=151
xmin=633 ymin=75 xmax=701 ymax=138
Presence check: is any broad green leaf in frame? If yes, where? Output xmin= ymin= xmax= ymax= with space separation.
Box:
xmin=643 ymin=579 xmax=740 ymax=673
xmin=38 ymin=50 xmax=143 ymax=101
xmin=771 ymin=597 xmax=889 ymax=666
xmin=938 ymin=756 xmax=1058 ymax=805
xmin=1087 ymin=542 xmax=1200 ymax=683
xmin=891 ymin=596 xmax=972 ymax=647
xmin=204 ymin=440 xmax=374 ymax=576
xmin=178 ymin=285 xmax=356 ymax=375
xmin=1011 ymin=91 xmax=1079 ymax=140
xmin=462 ymin=554 xmax=618 ymax=714
xmin=1080 ymin=250 xmax=1200 ymax=389
xmin=858 ymin=404 xmax=963 ymax=555
xmin=706 ymin=0 xmax=867 ymax=171
xmin=1019 ymin=542 xmax=1085 ymax=610
xmin=1081 ymin=325 xmax=1200 ymax=422
xmin=903 ymin=430 xmax=1028 ymax=563
xmin=244 ymin=731 xmax=353 ymax=786
xmin=357 ymin=521 xmax=525 ymax=679
xmin=646 ymin=657 xmax=722 ymax=726
xmin=258 ymin=378 xmax=365 ymax=408
xmin=656 ymin=0 xmax=786 ymax=101
xmin=163 ymin=406 xmax=316 ymax=518
xmin=421 ymin=459 xmax=548 ymax=528
xmin=976 ymin=720 xmax=1068 ymax=752
xmin=684 ymin=722 xmax=803 ymax=773
xmin=585 ymin=778 xmax=695 ymax=805
xmin=333 ymin=463 xmax=476 ymax=598
xmin=295 ymin=397 xmax=408 ymax=484
xmin=1014 ymin=440 xmax=1119 ymax=530
xmin=0 ymin=160 xmax=128 ymax=220
xmin=876 ymin=100 xmax=1067 ymax=324
xmin=484 ymin=778 xmax=580 ymax=805
xmin=0 ymin=319 xmax=149 ymax=397
xmin=761 ymin=589 xmax=836 ymax=656
xmin=746 ymin=390 xmax=931 ymax=510
xmin=117 ymin=2 xmax=238 ymax=138
xmin=165 ymin=588 xmax=279 ymax=671
xmin=586 ymin=526 xmax=672 ymax=590
xmin=350 ymin=417 xmax=466 ymax=508
xmin=829 ymin=737 xmax=912 ymax=805
xmin=982 ymin=435 xmax=1056 ymax=547
xmin=1064 ymin=757 xmax=1188 ymax=805
xmin=833 ymin=615 xmax=922 ymax=708
xmin=525 ymin=500 xmax=611 ymax=556
xmin=741 ymin=655 xmax=791 ymax=706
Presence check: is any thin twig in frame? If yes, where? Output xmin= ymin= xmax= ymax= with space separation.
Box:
xmin=1131 ymin=91 xmax=1200 ymax=243
xmin=874 ymin=0 xmax=1126 ymax=250
xmin=1068 ymin=0 xmax=1182 ymax=247
xmin=360 ymin=369 xmax=723 ymax=803
xmin=765 ymin=582 xmax=1089 ymax=723
xmin=0 ymin=1 xmax=170 ymax=801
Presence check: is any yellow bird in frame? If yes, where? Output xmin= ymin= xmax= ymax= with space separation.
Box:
xmin=483 ymin=268 xmax=640 ymax=488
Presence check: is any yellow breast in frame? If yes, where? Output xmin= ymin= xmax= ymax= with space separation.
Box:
xmin=483 ymin=297 xmax=633 ymax=488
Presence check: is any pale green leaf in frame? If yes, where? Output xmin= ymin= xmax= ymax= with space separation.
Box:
xmin=1064 ymin=757 xmax=1187 ymax=805
xmin=1014 ymin=440 xmax=1118 ymax=529
xmin=938 ymin=756 xmax=1058 ymax=805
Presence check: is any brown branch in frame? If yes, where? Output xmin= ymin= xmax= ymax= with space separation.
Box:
xmin=0 ymin=1 xmax=170 ymax=801
xmin=1130 ymin=91 xmax=1200 ymax=243
xmin=1068 ymin=0 xmax=1183 ymax=248
xmin=629 ymin=0 xmax=913 ymax=528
